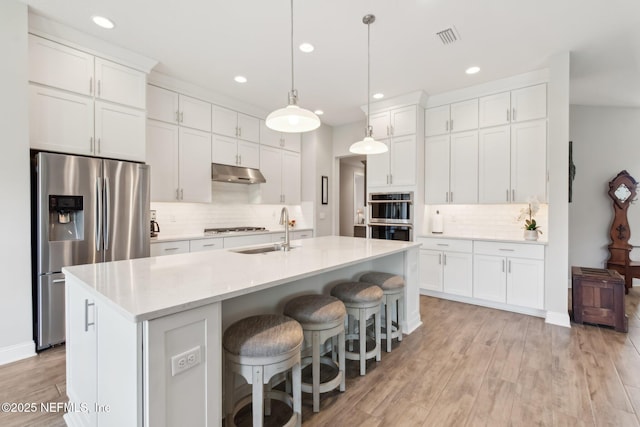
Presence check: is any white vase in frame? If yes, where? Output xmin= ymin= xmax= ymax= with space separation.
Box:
xmin=524 ymin=230 xmax=539 ymax=241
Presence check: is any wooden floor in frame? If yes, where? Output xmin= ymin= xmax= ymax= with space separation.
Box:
xmin=5 ymin=292 xmax=640 ymax=426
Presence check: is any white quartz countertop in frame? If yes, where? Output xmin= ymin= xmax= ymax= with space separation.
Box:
xmin=63 ymin=236 xmax=420 ymax=323
xmin=416 ymin=234 xmax=548 ymax=246
xmin=151 ymin=228 xmax=313 ymax=243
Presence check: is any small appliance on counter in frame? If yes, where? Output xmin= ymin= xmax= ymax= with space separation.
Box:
xmin=150 ymin=210 xmax=160 ymax=237
xmin=432 ymin=210 xmax=444 ymax=234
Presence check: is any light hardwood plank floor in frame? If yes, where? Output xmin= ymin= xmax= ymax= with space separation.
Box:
xmin=4 ymin=291 xmax=640 ymax=426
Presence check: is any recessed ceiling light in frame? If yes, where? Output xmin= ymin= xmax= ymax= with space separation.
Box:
xmin=466 ymin=66 xmax=480 ymax=75
xmin=234 ymin=75 xmax=247 ymax=83
xmin=314 ymin=110 xmax=324 ymax=115
xmin=373 ymin=93 xmax=384 ymax=99
xmin=299 ymin=43 xmax=314 ymax=53
xmin=92 ymin=15 xmax=115 ymax=29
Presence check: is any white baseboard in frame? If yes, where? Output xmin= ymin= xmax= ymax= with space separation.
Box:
xmin=0 ymin=340 xmax=36 ymax=366
xmin=545 ymin=310 xmax=571 ymax=328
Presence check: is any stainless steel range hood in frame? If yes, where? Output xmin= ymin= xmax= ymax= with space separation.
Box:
xmin=211 ymin=163 xmax=266 ymax=184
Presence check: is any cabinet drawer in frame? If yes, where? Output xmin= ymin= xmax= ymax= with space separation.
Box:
xmin=416 ymin=237 xmax=472 ymax=253
xmin=474 ymin=241 xmax=544 ymax=259
xmin=190 ymin=238 xmax=223 ymax=252
xmin=292 ymin=230 xmax=313 ymax=240
xmin=150 ymin=240 xmax=190 ymax=257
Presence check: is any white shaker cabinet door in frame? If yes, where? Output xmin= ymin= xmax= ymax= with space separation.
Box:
xmin=212 ymin=105 xmax=238 ymax=138
xmin=180 ymin=95 xmax=211 ymax=132
xmin=450 ymin=98 xmax=478 ymax=133
xmin=449 ymin=130 xmax=478 ymax=204
xmin=238 ymin=140 xmax=260 ymax=169
xmin=425 ymin=105 xmax=450 ymax=137
xmin=212 ymin=134 xmax=239 ymax=166
xmin=147 ymin=85 xmax=179 ymax=124
xmin=369 ymin=111 xmax=391 ymax=139
xmin=259 ymin=146 xmax=283 ymax=204
xmin=473 ymin=255 xmax=507 ymax=303
xmin=391 ymin=105 xmax=416 ymax=137
xmin=94 ymin=58 xmax=146 ymax=109
xmin=366 ymin=145 xmax=391 ymax=187
xmin=95 ymin=101 xmax=146 ymax=162
xmin=424 ymin=135 xmax=450 ymax=204
xmin=146 ymin=121 xmax=180 ymax=202
xmin=419 ymin=249 xmax=444 ymax=292
xmin=259 ymin=120 xmax=282 ymax=148
xmin=478 ymin=126 xmax=511 ymax=203
xmin=511 ymin=84 xmax=547 ymax=123
xmin=237 ymin=113 xmax=260 ymax=143
xmin=510 ymin=120 xmax=547 ymax=203
xmin=442 ymin=252 xmax=473 ymax=297
xmin=179 ymin=127 xmax=212 ymax=203
xmin=29 ymin=85 xmax=94 ymax=155
xmin=282 ymin=150 xmax=301 ymax=204
xmin=506 ymin=257 xmax=544 ymax=309
xmin=28 ymin=34 xmax=93 ymax=96
xmin=281 ymin=132 xmax=302 ymax=152
xmin=390 ymin=135 xmax=416 ymax=186
xmin=479 ymin=91 xmax=511 ymax=128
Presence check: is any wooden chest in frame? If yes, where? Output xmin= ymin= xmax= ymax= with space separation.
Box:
xmin=572 ymin=266 xmax=627 ymax=332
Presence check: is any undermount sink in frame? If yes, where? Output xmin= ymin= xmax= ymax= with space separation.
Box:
xmin=231 ymin=244 xmax=298 ymax=254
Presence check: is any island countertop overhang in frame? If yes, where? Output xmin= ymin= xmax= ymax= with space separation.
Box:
xmin=62 ymin=236 xmax=421 ymax=323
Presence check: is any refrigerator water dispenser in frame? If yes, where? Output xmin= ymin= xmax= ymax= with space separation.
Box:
xmin=49 ymin=195 xmax=84 ymax=241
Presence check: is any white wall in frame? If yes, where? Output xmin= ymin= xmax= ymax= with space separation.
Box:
xmin=301 ymin=124 xmax=334 ymax=236
xmin=569 ymin=105 xmax=640 ymax=269
xmin=0 ymin=1 xmax=35 ymax=363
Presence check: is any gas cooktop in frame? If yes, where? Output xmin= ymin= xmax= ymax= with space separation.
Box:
xmin=204 ymin=226 xmax=268 ymax=235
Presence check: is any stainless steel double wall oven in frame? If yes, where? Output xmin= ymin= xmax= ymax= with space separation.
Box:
xmin=368 ymin=192 xmax=413 ymax=241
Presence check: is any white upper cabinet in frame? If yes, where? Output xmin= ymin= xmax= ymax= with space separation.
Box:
xmin=282 ymin=150 xmax=301 ymax=204
xmin=179 ymin=127 xmax=212 ymax=203
xmin=390 ymin=135 xmax=417 ymax=187
xmin=212 ymin=134 xmax=260 ymax=169
xmin=510 ymin=120 xmax=547 ymax=203
xmin=366 ymin=142 xmax=391 ymax=187
xmin=259 ymin=120 xmax=301 ymax=152
xmin=479 ymin=84 xmax=547 ymax=128
xmin=94 ymin=101 xmax=146 ymax=162
xmin=212 ymin=105 xmax=259 ymax=143
xmin=147 ymin=85 xmax=211 ymax=132
xmin=478 ymin=126 xmax=511 ymax=203
xmin=425 ymin=99 xmax=478 ymax=136
xmin=258 ymin=146 xmax=300 ymax=204
xmin=370 ymin=105 xmax=416 ymax=139
xmin=94 ymin=58 xmax=146 ymax=109
xmin=424 ymin=135 xmax=449 ymax=204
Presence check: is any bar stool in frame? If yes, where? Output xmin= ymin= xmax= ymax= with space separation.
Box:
xmin=360 ymin=272 xmax=405 ymax=353
xmin=223 ymin=314 xmax=303 ymax=427
xmin=330 ymin=281 xmax=383 ymax=376
xmin=284 ymin=294 xmax=346 ymax=413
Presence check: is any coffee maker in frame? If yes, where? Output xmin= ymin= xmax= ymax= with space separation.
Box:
xmin=150 ymin=210 xmax=160 ymax=237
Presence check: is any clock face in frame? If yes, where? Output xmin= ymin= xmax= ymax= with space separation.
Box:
xmin=615 ymin=183 xmax=632 ymax=203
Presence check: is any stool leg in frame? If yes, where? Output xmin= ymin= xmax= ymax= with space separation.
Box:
xmin=265 ymin=378 xmax=272 ymax=416
xmin=252 ymin=366 xmax=264 ymax=427
xmin=397 ymin=295 xmax=404 ymax=342
xmin=332 ymin=335 xmax=338 ymax=364
xmin=359 ymin=307 xmax=366 ymax=375
xmin=375 ymin=310 xmax=381 ymax=362
xmin=292 ymin=360 xmax=302 ymax=427
xmin=385 ymin=299 xmax=392 ymax=352
xmin=338 ymin=329 xmax=346 ymax=392
xmin=312 ymin=330 xmax=321 ymax=412
xmin=348 ymin=315 xmax=354 ymax=352
xmin=225 ymin=361 xmax=235 ymax=427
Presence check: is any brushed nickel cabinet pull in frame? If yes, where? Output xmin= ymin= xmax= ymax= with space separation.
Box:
xmin=506 ymin=189 xmax=510 ymax=202
xmin=445 ymin=120 xmax=449 ymax=131
xmin=502 ymin=260 xmax=505 ymax=272
xmin=512 ymin=189 xmax=515 ymax=201
xmin=512 ymin=108 xmax=516 ymax=121
xmin=97 ymin=80 xmax=101 ymax=96
xmin=450 ymin=119 xmax=454 ymax=130
xmin=180 ymin=189 xmax=184 ymax=200
xmin=439 ymin=253 xmax=442 ymax=265
xmin=85 ymin=299 xmax=95 ymax=332
xmin=89 ymin=77 xmax=93 ymax=94
xmin=507 ymin=109 xmax=510 ymax=122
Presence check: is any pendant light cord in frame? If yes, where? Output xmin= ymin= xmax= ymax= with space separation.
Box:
xmin=366 ymin=18 xmax=371 ymax=130
xmin=290 ymin=0 xmax=295 ymax=94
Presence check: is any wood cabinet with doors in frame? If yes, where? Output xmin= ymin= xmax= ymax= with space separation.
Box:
xmin=473 ymin=241 xmax=544 ymax=310
xmin=478 ymin=84 xmax=546 ymax=128
xmin=28 ymin=34 xmax=147 ymax=162
xmin=259 ymin=120 xmax=301 ymax=152
xmin=259 ymin=146 xmax=301 ymax=204
xmin=425 ymin=99 xmax=478 ymax=137
xmin=478 ymin=120 xmax=546 ymax=203
xmin=147 ymin=85 xmax=211 ymax=132
xmin=418 ymin=238 xmax=473 ymax=297
xmin=211 ymin=134 xmax=260 ymax=169
xmin=212 ymin=105 xmax=260 ymax=143
xmin=424 ymin=130 xmax=478 ymax=204
xmin=146 ymin=120 xmax=212 ymax=203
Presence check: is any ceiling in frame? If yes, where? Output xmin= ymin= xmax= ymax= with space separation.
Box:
xmin=23 ymin=0 xmax=640 ymax=127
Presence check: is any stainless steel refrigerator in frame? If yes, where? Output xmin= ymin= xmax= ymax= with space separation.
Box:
xmin=32 ymin=151 xmax=150 ymax=350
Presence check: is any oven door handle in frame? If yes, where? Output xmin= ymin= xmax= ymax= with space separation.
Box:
xmin=368 ymin=222 xmax=413 ymax=228
xmin=367 ymin=200 xmax=414 ymax=204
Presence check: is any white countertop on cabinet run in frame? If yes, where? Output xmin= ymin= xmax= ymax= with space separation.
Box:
xmin=63 ymin=236 xmax=420 ymax=323
xmin=150 ymin=228 xmax=314 ymax=243
xmin=417 ymin=234 xmax=548 ymax=245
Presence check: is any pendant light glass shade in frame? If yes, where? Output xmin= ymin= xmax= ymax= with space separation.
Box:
xmin=266 ymin=0 xmax=321 ymax=133
xmin=349 ymin=14 xmax=387 ymax=155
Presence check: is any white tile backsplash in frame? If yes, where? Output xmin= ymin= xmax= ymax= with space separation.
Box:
xmin=421 ymin=203 xmax=548 ymax=241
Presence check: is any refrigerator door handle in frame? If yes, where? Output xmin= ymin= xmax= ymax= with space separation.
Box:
xmin=104 ymin=177 xmax=110 ymax=251
xmin=96 ymin=177 xmax=102 ymax=252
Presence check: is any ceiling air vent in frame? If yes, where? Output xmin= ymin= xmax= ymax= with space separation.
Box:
xmin=436 ymin=27 xmax=460 ymax=45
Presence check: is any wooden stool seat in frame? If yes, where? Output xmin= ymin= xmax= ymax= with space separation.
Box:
xmin=331 ymin=282 xmax=383 ymax=376
xmin=284 ymin=295 xmax=346 ymax=412
xmin=223 ymin=314 xmax=303 ymax=427
xmin=359 ymin=272 xmax=405 ymax=352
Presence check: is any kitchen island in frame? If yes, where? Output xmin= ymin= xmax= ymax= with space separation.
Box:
xmin=62 ymin=236 xmax=421 ymax=427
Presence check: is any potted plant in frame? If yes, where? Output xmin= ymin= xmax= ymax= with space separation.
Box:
xmin=518 ymin=199 xmax=542 ymax=241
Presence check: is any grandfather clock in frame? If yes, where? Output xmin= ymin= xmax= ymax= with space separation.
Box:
xmin=606 ymin=170 xmax=640 ymax=292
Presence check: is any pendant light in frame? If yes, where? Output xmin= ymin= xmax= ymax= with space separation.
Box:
xmin=266 ymin=0 xmax=321 ymax=133
xmin=349 ymin=14 xmax=388 ymax=155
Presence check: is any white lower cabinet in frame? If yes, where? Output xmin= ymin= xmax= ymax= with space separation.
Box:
xmin=150 ymin=240 xmax=190 ymax=257
xmin=473 ymin=241 xmax=545 ymax=310
xmin=190 ymin=238 xmax=223 ymax=252
xmin=418 ymin=238 xmax=473 ymax=296
xmin=419 ymin=237 xmax=545 ymax=314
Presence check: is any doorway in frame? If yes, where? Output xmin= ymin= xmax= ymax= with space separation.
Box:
xmin=338 ymin=155 xmax=366 ymax=237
